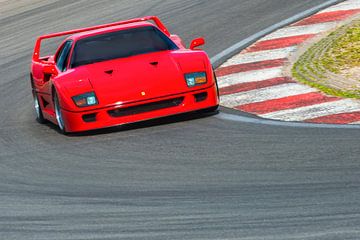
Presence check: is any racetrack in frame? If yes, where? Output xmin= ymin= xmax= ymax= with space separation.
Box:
xmin=1 ymin=0 xmax=360 ymax=239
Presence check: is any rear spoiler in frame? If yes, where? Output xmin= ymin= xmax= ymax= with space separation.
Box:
xmin=32 ymin=16 xmax=170 ymax=62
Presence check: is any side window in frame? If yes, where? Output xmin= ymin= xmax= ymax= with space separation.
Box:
xmin=56 ymin=41 xmax=72 ymax=72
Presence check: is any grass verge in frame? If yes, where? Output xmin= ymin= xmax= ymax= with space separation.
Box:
xmin=292 ymin=19 xmax=360 ymax=99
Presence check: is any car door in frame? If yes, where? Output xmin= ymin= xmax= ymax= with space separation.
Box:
xmin=43 ymin=40 xmax=73 ymax=113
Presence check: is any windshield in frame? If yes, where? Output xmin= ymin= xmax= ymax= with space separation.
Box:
xmin=71 ymin=26 xmax=178 ymax=68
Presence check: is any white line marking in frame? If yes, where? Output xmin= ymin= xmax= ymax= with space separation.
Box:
xmin=220 ymin=46 xmax=296 ymax=67
xmin=260 ymin=99 xmax=360 ymax=121
xmin=262 ymin=22 xmax=338 ymax=41
xmin=216 ymin=112 xmax=360 ymax=129
xmin=349 ymin=121 xmax=360 ymax=125
xmin=220 ymin=83 xmax=316 ymax=108
xmin=217 ymin=67 xmax=283 ymax=88
xmin=320 ymin=0 xmax=360 ymax=13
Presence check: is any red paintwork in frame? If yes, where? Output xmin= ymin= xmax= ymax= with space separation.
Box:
xmin=215 ymin=58 xmax=287 ymax=77
xmin=30 ymin=16 xmax=219 ymax=132
xmin=236 ymin=92 xmax=338 ymax=115
xmin=293 ymin=9 xmax=360 ymax=26
xmin=305 ymin=111 xmax=360 ymax=124
xmin=245 ymin=34 xmax=315 ymax=53
xmin=220 ymin=77 xmax=295 ymax=96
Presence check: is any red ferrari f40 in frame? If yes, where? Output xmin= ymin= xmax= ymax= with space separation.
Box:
xmin=30 ymin=16 xmax=219 ymax=133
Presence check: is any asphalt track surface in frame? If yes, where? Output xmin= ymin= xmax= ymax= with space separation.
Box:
xmin=1 ymin=1 xmax=360 ymax=239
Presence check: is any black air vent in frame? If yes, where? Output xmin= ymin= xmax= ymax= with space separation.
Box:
xmin=82 ymin=113 xmax=97 ymax=122
xmin=108 ymin=97 xmax=184 ymax=117
xmin=194 ymin=92 xmax=208 ymax=102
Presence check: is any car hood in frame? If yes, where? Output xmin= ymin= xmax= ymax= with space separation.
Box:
xmin=77 ymin=50 xmax=209 ymax=107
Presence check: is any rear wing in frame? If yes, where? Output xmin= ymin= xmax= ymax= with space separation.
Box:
xmin=32 ymin=16 xmax=170 ymax=62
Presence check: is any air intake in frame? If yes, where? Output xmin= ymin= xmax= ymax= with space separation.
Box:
xmin=108 ymin=97 xmax=184 ymax=117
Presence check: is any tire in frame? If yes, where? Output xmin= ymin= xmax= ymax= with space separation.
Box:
xmin=32 ymin=90 xmax=46 ymax=124
xmin=53 ymin=92 xmax=67 ymax=134
xmin=213 ymin=68 xmax=220 ymax=101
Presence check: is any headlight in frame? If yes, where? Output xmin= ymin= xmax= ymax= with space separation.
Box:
xmin=72 ymin=92 xmax=98 ymax=107
xmin=185 ymin=72 xmax=207 ymax=87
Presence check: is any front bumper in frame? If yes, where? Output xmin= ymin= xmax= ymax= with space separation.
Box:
xmin=61 ymin=84 xmax=219 ymax=132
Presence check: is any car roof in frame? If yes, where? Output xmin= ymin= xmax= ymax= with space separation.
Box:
xmin=67 ymin=21 xmax=156 ymax=42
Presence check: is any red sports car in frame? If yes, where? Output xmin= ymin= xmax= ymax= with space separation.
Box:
xmin=30 ymin=16 xmax=219 ymax=133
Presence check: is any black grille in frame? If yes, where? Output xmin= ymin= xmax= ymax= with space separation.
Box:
xmin=108 ymin=97 xmax=184 ymax=117
xmin=82 ymin=113 xmax=97 ymax=122
xmin=194 ymin=92 xmax=208 ymax=102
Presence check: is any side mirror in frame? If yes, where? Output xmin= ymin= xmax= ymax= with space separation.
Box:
xmin=43 ymin=64 xmax=57 ymax=76
xmin=190 ymin=37 xmax=205 ymax=50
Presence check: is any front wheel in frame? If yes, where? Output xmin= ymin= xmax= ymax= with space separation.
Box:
xmin=211 ymin=66 xmax=220 ymax=101
xmin=54 ymin=92 xmax=67 ymax=134
xmin=33 ymin=91 xmax=46 ymax=124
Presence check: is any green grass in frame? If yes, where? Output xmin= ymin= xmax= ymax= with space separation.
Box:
xmin=292 ymin=19 xmax=360 ymax=99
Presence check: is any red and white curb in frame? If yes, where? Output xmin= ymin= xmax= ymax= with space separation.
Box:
xmin=216 ymin=0 xmax=360 ymax=124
